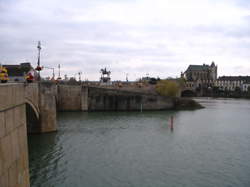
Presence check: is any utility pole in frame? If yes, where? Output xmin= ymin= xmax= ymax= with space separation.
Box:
xmin=78 ymin=71 xmax=82 ymax=82
xmin=52 ymin=68 xmax=55 ymax=79
xmin=58 ymin=64 xmax=61 ymax=80
xmin=36 ymin=41 xmax=42 ymax=81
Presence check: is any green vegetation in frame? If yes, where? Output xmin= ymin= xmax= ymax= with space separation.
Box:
xmin=156 ymin=80 xmax=180 ymax=97
xmin=176 ymin=77 xmax=186 ymax=88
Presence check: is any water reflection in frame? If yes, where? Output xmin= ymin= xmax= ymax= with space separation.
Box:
xmin=29 ymin=99 xmax=250 ymax=187
xmin=28 ymin=132 xmax=66 ymax=186
xmin=170 ymin=116 xmax=174 ymax=132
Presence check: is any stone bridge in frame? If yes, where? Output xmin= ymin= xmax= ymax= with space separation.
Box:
xmin=180 ymin=86 xmax=197 ymax=97
xmin=1 ymin=84 xmax=30 ymax=187
xmin=0 ymin=83 xmax=176 ymax=186
xmin=25 ymin=83 xmax=57 ymax=133
xmin=0 ymin=83 xmax=59 ymax=186
xmin=2 ymin=83 xmax=177 ymax=135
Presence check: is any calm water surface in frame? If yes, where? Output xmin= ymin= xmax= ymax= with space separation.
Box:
xmin=28 ymin=98 xmax=250 ymax=187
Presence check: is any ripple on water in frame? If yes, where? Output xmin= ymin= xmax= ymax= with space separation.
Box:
xmin=29 ymin=99 xmax=250 ymax=187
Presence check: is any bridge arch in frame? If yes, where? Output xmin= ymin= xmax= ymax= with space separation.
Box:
xmin=25 ymin=99 xmax=40 ymax=133
xmin=181 ymin=89 xmax=196 ymax=97
xmin=25 ymin=98 xmax=39 ymax=119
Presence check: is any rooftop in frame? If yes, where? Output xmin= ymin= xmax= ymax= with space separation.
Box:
xmin=185 ymin=64 xmax=210 ymax=72
xmin=218 ymin=76 xmax=250 ymax=83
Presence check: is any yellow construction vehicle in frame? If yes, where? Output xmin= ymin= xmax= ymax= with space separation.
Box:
xmin=0 ymin=66 xmax=9 ymax=83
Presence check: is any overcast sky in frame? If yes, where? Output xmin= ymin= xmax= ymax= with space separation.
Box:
xmin=0 ymin=0 xmax=250 ymax=80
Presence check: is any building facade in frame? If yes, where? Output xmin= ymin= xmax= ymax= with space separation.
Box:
xmin=182 ymin=62 xmax=217 ymax=90
xmin=215 ymin=76 xmax=250 ymax=92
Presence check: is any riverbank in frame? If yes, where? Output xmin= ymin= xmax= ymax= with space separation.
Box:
xmin=174 ymin=98 xmax=205 ymax=110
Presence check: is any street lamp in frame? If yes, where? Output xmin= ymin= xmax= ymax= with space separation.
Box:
xmin=78 ymin=71 xmax=82 ymax=82
xmin=35 ymin=41 xmax=42 ymax=80
xmin=126 ymin=73 xmax=129 ymax=82
xmin=57 ymin=64 xmax=62 ymax=80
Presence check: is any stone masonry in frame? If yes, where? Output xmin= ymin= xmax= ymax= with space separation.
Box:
xmin=57 ymin=85 xmax=88 ymax=111
xmin=0 ymin=84 xmax=30 ymax=187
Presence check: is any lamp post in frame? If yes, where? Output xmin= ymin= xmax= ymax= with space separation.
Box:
xmin=57 ymin=64 xmax=61 ymax=80
xmin=78 ymin=71 xmax=82 ymax=82
xmin=126 ymin=73 xmax=129 ymax=82
xmin=36 ymin=41 xmax=42 ymax=81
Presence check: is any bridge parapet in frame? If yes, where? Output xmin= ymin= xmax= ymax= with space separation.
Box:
xmin=0 ymin=84 xmax=25 ymax=111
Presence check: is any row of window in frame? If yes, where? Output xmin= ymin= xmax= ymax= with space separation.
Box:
xmin=215 ymin=83 xmax=241 ymax=87
xmin=218 ymin=84 xmax=250 ymax=91
xmin=215 ymin=80 xmax=243 ymax=84
xmin=185 ymin=81 xmax=250 ymax=91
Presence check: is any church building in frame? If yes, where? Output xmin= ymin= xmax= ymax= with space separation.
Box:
xmin=182 ymin=62 xmax=217 ymax=89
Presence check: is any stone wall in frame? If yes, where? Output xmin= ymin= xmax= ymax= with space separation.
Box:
xmin=25 ymin=83 xmax=39 ymax=112
xmin=25 ymin=83 xmax=40 ymax=133
xmin=39 ymin=82 xmax=57 ymax=133
xmin=25 ymin=82 xmax=57 ymax=133
xmin=81 ymin=86 xmax=88 ymax=111
xmin=88 ymin=87 xmax=174 ymax=111
xmin=57 ymin=85 xmax=174 ymax=112
xmin=57 ymin=85 xmax=88 ymax=111
xmin=0 ymin=84 xmax=30 ymax=187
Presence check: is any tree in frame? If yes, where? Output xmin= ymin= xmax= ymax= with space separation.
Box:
xmin=177 ymin=77 xmax=186 ymax=87
xmin=149 ymin=78 xmax=157 ymax=85
xmin=156 ymin=80 xmax=180 ymax=97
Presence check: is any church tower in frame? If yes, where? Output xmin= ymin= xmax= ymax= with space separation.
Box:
xmin=210 ymin=61 xmax=217 ymax=81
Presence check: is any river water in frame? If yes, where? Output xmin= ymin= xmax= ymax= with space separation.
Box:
xmin=28 ymin=98 xmax=250 ymax=187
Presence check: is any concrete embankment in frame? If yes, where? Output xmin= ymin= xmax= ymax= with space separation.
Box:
xmin=173 ymin=98 xmax=205 ymax=110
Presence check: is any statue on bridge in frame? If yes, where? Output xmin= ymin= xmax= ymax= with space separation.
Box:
xmin=100 ymin=68 xmax=111 ymax=85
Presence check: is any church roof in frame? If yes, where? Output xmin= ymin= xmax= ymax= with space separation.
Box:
xmin=185 ymin=64 xmax=210 ymax=72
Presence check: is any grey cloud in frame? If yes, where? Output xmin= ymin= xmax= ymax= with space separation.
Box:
xmin=234 ymin=0 xmax=250 ymax=8
xmin=1 ymin=0 xmax=250 ymax=80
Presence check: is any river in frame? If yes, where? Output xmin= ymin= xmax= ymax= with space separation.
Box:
xmin=28 ymin=98 xmax=250 ymax=187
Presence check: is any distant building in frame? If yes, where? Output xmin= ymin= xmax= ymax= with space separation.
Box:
xmin=182 ymin=62 xmax=217 ymax=89
xmin=215 ymin=76 xmax=250 ymax=92
xmin=3 ymin=62 xmax=37 ymax=82
xmin=242 ymin=82 xmax=250 ymax=92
